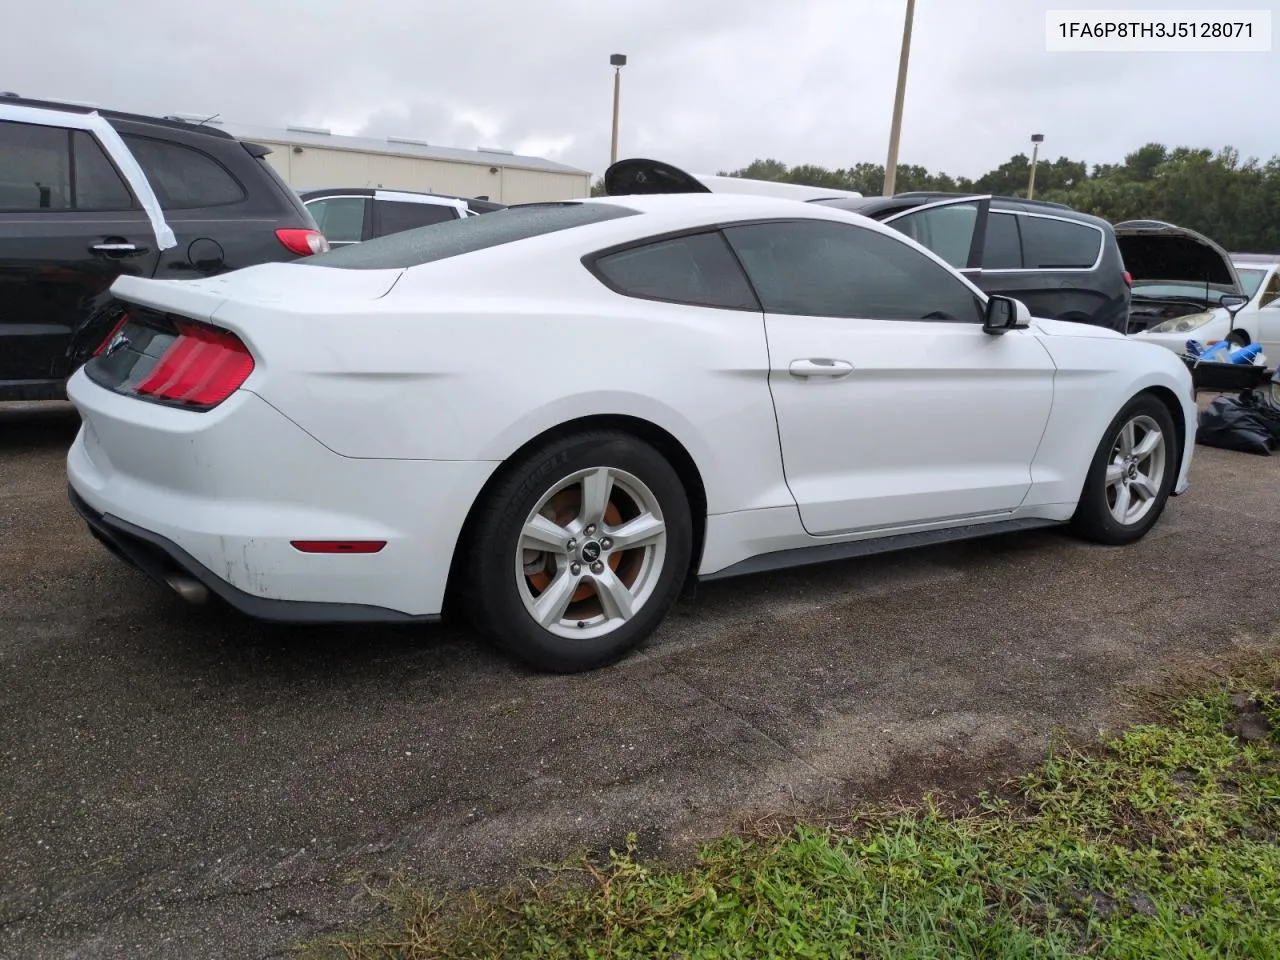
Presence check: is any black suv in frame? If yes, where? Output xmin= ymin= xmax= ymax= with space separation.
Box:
xmin=299 ymin=187 xmax=506 ymax=246
xmin=812 ymin=192 xmax=1132 ymax=331
xmin=0 ymin=95 xmax=326 ymax=401
xmin=602 ymin=158 xmax=1132 ymax=332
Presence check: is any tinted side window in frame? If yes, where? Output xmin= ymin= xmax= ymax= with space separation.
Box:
xmin=308 ymin=197 xmax=368 ymax=243
xmin=885 ymin=201 xmax=980 ymax=268
xmin=593 ymin=231 xmax=759 ymax=310
xmin=1019 ymin=215 xmax=1102 ymax=269
xmin=723 ymin=220 xmax=983 ymax=323
xmin=71 ymin=131 xmax=133 ymax=210
xmin=0 ymin=120 xmax=71 ymax=210
xmin=378 ymin=200 xmax=459 ymax=235
xmin=982 ymin=211 xmax=1023 ymax=269
xmin=121 ymin=135 xmax=245 ymax=209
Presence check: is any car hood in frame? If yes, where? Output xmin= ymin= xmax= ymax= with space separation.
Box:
xmin=1031 ymin=316 xmax=1126 ymax=339
xmin=603 ymin=157 xmax=863 ymax=201
xmin=1114 ymin=221 xmax=1242 ymax=295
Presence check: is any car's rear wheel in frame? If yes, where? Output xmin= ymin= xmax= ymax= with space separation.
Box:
xmin=1070 ymin=394 xmax=1177 ymax=545
xmin=464 ymin=431 xmax=692 ymax=672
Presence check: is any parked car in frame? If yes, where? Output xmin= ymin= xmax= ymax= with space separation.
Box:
xmin=66 ymin=192 xmax=1195 ymax=673
xmin=604 ymin=157 xmax=864 ymax=202
xmin=0 ymin=94 xmax=327 ymax=402
xmin=299 ymin=187 xmax=506 ymax=245
xmin=1125 ymin=223 xmax=1278 ymax=357
xmin=604 ymin=158 xmax=1131 ymax=331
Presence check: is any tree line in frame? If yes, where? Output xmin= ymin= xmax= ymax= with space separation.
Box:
xmin=592 ymin=144 xmax=1280 ymax=253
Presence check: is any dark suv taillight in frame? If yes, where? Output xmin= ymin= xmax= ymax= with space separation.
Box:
xmin=276 ymin=228 xmax=330 ymax=256
xmin=88 ymin=314 xmax=255 ymax=410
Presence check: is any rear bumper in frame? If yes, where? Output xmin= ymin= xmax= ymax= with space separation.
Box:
xmin=65 ymin=368 xmax=500 ymax=621
xmin=70 ymin=484 xmax=435 ymax=623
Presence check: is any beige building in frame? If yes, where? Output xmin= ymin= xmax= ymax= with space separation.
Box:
xmin=210 ymin=121 xmax=591 ymax=205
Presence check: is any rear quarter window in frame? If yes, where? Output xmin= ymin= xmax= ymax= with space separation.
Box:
xmin=377 ymin=199 xmax=460 ymax=235
xmin=590 ymin=231 xmax=760 ymax=310
xmin=121 ymin=135 xmax=246 ymax=209
xmin=1019 ymin=215 xmax=1102 ymax=269
xmin=302 ymin=202 xmax=640 ymax=270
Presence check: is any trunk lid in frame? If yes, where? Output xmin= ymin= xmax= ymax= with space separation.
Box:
xmin=110 ymin=261 xmax=404 ymax=320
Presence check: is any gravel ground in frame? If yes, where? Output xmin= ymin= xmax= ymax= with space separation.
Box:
xmin=2 ymin=401 xmax=1278 ymax=959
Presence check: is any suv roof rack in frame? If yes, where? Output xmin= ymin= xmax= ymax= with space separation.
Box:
xmin=0 ymin=93 xmax=237 ymax=141
xmin=891 ymin=190 xmax=1074 ymax=211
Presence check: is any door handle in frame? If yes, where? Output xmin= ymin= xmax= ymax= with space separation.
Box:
xmin=788 ymin=358 xmax=854 ymax=379
xmin=90 ymin=240 xmax=149 ymax=258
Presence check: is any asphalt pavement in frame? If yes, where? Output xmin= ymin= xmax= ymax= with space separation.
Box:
xmin=3 ymin=401 xmax=1278 ymax=959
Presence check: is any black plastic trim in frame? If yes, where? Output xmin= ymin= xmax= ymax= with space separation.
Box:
xmin=699 ymin=517 xmax=1062 ymax=582
xmin=69 ymin=485 xmax=439 ymax=624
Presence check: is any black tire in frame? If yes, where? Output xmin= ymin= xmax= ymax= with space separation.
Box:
xmin=1070 ymin=393 xmax=1177 ymax=546
xmin=463 ymin=430 xmax=692 ymax=673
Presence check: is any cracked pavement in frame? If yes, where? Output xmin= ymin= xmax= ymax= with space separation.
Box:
xmin=3 ymin=401 xmax=1279 ymax=959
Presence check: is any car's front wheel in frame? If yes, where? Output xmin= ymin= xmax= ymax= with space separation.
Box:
xmin=1070 ymin=394 xmax=1177 ymax=545
xmin=464 ymin=431 xmax=692 ymax=672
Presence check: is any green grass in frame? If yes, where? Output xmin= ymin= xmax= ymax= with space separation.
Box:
xmin=301 ymin=662 xmax=1280 ymax=959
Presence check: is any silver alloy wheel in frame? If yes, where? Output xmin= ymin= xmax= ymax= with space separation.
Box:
xmin=1104 ymin=414 xmax=1167 ymax=526
xmin=514 ymin=466 xmax=668 ymax=640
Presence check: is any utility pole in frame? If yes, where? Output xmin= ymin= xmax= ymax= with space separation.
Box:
xmin=882 ymin=0 xmax=916 ymax=196
xmin=1027 ymin=133 xmax=1044 ymax=199
xmin=610 ymin=54 xmax=627 ymax=165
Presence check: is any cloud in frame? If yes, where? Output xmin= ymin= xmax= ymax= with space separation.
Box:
xmin=3 ymin=0 xmax=1275 ymax=182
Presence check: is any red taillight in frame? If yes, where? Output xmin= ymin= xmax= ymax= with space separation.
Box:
xmin=290 ymin=541 xmax=387 ymax=554
xmin=94 ymin=314 xmax=130 ymax=356
xmin=133 ymin=322 xmax=254 ymax=408
xmin=1123 ymin=271 xmax=1133 ymax=287
xmin=276 ymin=228 xmax=330 ymax=256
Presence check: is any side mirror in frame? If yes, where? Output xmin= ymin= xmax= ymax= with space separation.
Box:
xmin=983 ymin=295 xmax=1032 ymax=335
xmin=1220 ymin=293 xmax=1249 ymax=316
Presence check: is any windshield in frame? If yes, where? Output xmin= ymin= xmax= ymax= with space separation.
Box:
xmin=1235 ymin=267 xmax=1268 ymax=299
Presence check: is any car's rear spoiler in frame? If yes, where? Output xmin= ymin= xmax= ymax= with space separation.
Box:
xmin=240 ymin=139 xmax=272 ymax=158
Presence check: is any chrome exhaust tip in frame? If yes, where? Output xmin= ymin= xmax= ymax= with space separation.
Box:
xmin=165 ymin=574 xmax=210 ymax=605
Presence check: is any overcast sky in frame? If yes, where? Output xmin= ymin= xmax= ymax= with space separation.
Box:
xmin=3 ymin=0 xmax=1274 ymax=180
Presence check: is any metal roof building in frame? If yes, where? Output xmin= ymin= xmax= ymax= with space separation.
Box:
xmin=206 ymin=121 xmax=592 ymax=205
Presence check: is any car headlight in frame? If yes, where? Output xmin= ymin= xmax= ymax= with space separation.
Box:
xmin=1145 ymin=311 xmax=1216 ymax=334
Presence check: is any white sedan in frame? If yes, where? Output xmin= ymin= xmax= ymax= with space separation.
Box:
xmin=66 ymin=193 xmax=1197 ymax=672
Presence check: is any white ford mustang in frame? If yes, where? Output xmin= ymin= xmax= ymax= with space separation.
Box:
xmin=67 ymin=193 xmax=1197 ymax=672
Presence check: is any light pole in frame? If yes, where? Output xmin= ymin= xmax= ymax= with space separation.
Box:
xmin=882 ymin=0 xmax=916 ymax=196
xmin=610 ymin=53 xmax=626 ymax=165
xmin=1027 ymin=133 xmax=1044 ymax=199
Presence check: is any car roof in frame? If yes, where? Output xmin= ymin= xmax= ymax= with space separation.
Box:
xmin=305 ymin=192 xmax=978 ymax=285
xmin=567 ymin=193 xmax=949 ymax=254
xmin=0 ymin=93 xmax=239 ymax=142
xmin=1231 ymin=253 xmax=1280 ymax=266
xmin=813 ymin=192 xmax=1110 ymax=229
xmin=585 ymin=191 xmax=871 ymax=222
